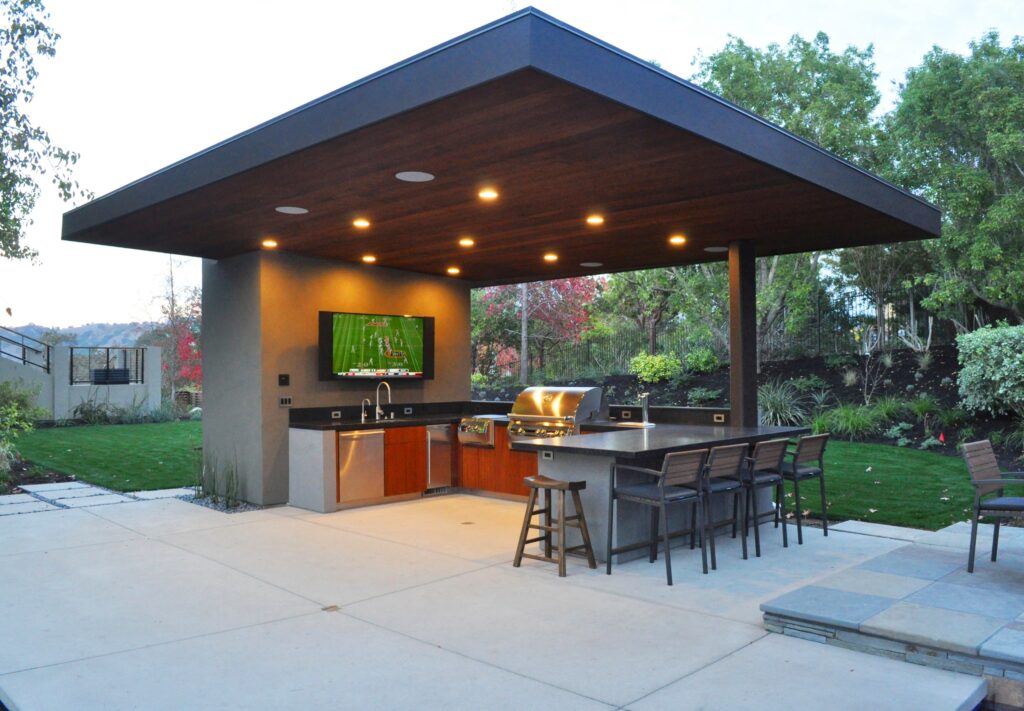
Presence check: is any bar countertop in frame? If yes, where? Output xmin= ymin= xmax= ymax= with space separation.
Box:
xmin=510 ymin=424 xmax=809 ymax=459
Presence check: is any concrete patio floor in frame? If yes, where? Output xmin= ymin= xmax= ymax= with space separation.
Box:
xmin=0 ymin=494 xmax=985 ymax=710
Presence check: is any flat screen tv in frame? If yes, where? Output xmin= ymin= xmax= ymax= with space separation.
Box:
xmin=318 ymin=311 xmax=434 ymax=380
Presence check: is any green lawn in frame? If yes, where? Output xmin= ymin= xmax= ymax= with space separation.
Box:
xmin=792 ymin=440 xmax=973 ymax=531
xmin=16 ymin=421 xmax=201 ymax=492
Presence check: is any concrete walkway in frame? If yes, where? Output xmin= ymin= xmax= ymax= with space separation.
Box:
xmin=0 ymin=495 xmax=985 ymax=710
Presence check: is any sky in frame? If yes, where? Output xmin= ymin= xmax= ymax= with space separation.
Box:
xmin=1 ymin=0 xmax=1021 ymax=328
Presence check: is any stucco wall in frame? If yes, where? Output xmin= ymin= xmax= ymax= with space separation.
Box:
xmin=203 ymin=251 xmax=471 ymax=505
xmin=0 ymin=357 xmax=53 ymax=414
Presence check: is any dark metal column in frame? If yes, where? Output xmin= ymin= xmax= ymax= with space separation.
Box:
xmin=728 ymin=240 xmax=757 ymax=427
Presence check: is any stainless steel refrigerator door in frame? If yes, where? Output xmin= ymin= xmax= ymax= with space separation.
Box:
xmin=426 ymin=424 xmax=453 ymax=488
xmin=337 ymin=430 xmax=385 ymax=502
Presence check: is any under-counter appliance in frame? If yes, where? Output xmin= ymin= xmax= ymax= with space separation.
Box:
xmin=337 ymin=430 xmax=385 ymax=502
xmin=506 ymin=386 xmax=607 ymax=446
xmin=456 ymin=414 xmax=505 ymax=448
xmin=426 ymin=424 xmax=454 ymax=488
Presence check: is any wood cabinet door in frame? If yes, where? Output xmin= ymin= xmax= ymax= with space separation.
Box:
xmin=383 ymin=426 xmax=427 ymax=496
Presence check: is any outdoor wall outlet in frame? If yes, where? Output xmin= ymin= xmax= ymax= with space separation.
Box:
xmin=621 ymin=410 xmax=632 ymax=419
xmin=541 ymin=451 xmax=554 ymax=460
xmin=278 ymin=396 xmax=292 ymax=408
xmin=713 ymin=413 xmax=726 ymax=423
xmin=331 ymin=410 xmax=342 ymax=419
xmin=404 ymin=407 xmax=413 ymax=415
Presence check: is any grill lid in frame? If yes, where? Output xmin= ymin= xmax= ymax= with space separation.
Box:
xmin=509 ymin=386 xmax=606 ymax=422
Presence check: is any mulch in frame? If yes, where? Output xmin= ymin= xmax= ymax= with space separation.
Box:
xmin=1 ymin=459 xmax=75 ymax=496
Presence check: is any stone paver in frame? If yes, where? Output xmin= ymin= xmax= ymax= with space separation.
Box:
xmin=816 ymin=567 xmax=931 ymax=599
xmin=0 ymin=501 xmax=60 ymax=515
xmin=58 ymin=494 xmax=134 ymax=508
xmin=19 ymin=481 xmax=90 ymax=493
xmin=905 ymin=581 xmax=1024 ymax=620
xmin=861 ymin=602 xmax=1006 ymax=655
xmin=0 ymin=494 xmax=38 ymax=505
xmin=43 ymin=487 xmax=110 ymax=500
xmin=128 ymin=487 xmax=195 ymax=500
xmin=761 ymin=585 xmax=893 ymax=627
xmin=831 ymin=520 xmax=931 ymax=542
xmin=858 ymin=543 xmax=964 ymax=580
xmin=980 ymin=625 xmax=1024 ymax=664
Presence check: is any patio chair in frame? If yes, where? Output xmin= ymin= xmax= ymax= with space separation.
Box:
xmin=703 ymin=443 xmax=750 ymax=569
xmin=743 ymin=438 xmax=789 ymax=557
xmin=962 ymin=440 xmax=1024 ymax=573
xmin=779 ymin=433 xmax=830 ymax=545
xmin=606 ymin=449 xmax=708 ymax=585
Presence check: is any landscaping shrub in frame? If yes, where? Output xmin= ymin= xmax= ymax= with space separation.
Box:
xmin=958 ymin=325 xmax=1024 ymax=415
xmin=758 ymin=379 xmax=808 ymax=426
xmin=687 ymin=386 xmax=721 ymax=405
xmin=683 ymin=347 xmax=720 ymax=374
xmin=628 ymin=353 xmax=683 ymax=384
xmin=0 ymin=382 xmax=44 ymax=475
xmin=824 ymin=353 xmax=856 ymax=370
xmin=872 ymin=395 xmax=909 ymax=423
xmin=789 ymin=375 xmax=828 ymax=393
xmin=883 ymin=421 xmax=914 ymax=447
xmin=909 ymin=393 xmax=942 ymax=429
xmin=823 ymin=403 xmax=881 ymax=441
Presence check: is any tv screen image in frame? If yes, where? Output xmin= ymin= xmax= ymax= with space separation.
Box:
xmin=321 ymin=312 xmax=433 ymax=379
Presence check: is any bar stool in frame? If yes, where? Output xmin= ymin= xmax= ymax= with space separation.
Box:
xmin=742 ymin=438 xmax=790 ymax=557
xmin=779 ymin=433 xmax=831 ymax=544
xmin=513 ymin=475 xmax=597 ymax=577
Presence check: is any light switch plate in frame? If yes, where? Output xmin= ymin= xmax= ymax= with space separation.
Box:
xmin=541 ymin=451 xmax=554 ymax=460
xmin=331 ymin=411 xmax=342 ymax=419
xmin=713 ymin=413 xmax=726 ymax=423
xmin=404 ymin=407 xmax=413 ymax=415
xmin=279 ymin=396 xmax=293 ymax=408
xmin=621 ymin=410 xmax=632 ymax=419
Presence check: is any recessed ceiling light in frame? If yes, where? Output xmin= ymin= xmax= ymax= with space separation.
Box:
xmin=275 ymin=206 xmax=308 ymax=215
xmin=669 ymin=234 xmax=687 ymax=246
xmin=361 ymin=255 xmax=377 ymax=263
xmin=543 ymin=253 xmax=558 ymax=263
xmin=704 ymin=246 xmax=728 ymax=253
xmin=353 ymin=218 xmax=371 ymax=229
xmin=586 ymin=215 xmax=605 ymax=226
xmin=478 ymin=188 xmax=499 ymax=201
xmin=395 ymin=171 xmax=435 ymax=182
xmin=261 ymin=238 xmax=278 ymax=249
xmin=458 ymin=236 xmax=475 ymax=247
xmin=447 ymin=266 xmax=461 ymax=275
xmin=580 ymin=261 xmax=603 ymax=268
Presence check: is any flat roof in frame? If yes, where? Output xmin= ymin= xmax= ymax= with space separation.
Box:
xmin=63 ymin=7 xmax=939 ymax=285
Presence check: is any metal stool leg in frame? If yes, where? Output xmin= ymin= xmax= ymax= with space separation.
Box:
xmin=993 ymin=518 xmax=1001 ymax=562
xmin=751 ymin=485 xmax=762 ymax=557
xmin=649 ymin=506 xmax=659 ymax=562
xmin=698 ymin=494 xmax=708 ymax=574
xmin=543 ymin=488 xmax=553 ymax=558
xmin=778 ymin=479 xmax=788 ymax=548
xmin=660 ymin=499 xmax=673 ymax=586
xmin=513 ymin=488 xmax=537 ymax=567
xmin=819 ymin=472 xmax=829 ymax=537
xmin=793 ymin=476 xmax=804 ymax=545
xmin=557 ymin=490 xmax=567 ymax=577
xmin=606 ymin=485 xmax=615 ymax=576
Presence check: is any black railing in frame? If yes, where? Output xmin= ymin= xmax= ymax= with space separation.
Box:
xmin=0 ymin=326 xmax=50 ymax=373
xmin=70 ymin=347 xmax=145 ymax=385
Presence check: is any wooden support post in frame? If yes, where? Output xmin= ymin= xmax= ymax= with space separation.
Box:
xmin=728 ymin=240 xmax=757 ymax=427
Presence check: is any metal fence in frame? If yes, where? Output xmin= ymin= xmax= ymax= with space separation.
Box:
xmin=70 ymin=347 xmax=145 ymax=385
xmin=473 ymin=287 xmax=973 ymax=381
xmin=0 ymin=326 xmax=50 ymax=373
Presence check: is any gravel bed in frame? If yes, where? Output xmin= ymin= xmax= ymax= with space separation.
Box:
xmin=178 ymin=494 xmax=263 ymax=514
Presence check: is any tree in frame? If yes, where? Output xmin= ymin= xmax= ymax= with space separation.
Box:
xmin=0 ymin=0 xmax=87 ymax=260
xmin=888 ymin=32 xmax=1024 ymax=323
xmin=138 ymin=258 xmax=201 ymax=400
xmin=37 ymin=328 xmax=75 ymax=346
xmin=600 ymin=270 xmax=679 ymax=354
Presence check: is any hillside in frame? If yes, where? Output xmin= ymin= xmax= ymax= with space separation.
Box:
xmin=14 ymin=322 xmax=159 ymax=346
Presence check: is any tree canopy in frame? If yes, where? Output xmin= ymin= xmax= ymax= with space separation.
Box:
xmin=0 ymin=0 xmax=86 ymax=260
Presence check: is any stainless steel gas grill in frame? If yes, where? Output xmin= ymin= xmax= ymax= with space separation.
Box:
xmin=506 ymin=386 xmax=607 ymax=446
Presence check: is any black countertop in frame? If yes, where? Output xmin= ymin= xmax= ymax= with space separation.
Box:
xmin=510 ymin=424 xmax=810 ymax=459
xmin=288 ymin=413 xmax=470 ymax=431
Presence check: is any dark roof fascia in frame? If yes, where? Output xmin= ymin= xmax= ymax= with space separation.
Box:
xmin=63 ymin=6 xmax=939 ymax=241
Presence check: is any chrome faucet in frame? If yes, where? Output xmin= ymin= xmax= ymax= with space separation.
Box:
xmin=639 ymin=392 xmax=650 ymax=426
xmin=360 ymin=398 xmax=372 ymax=424
xmin=375 ymin=381 xmax=391 ymax=420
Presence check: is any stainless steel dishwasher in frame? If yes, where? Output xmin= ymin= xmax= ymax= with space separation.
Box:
xmin=426 ymin=424 xmax=453 ymax=488
xmin=337 ymin=430 xmax=384 ymax=502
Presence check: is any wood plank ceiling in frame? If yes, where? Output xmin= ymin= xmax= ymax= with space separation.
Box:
xmin=65 ymin=69 xmax=929 ymax=284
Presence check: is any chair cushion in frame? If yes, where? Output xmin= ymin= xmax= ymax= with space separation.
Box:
xmin=781 ymin=462 xmax=822 ymax=479
xmin=706 ymin=478 xmax=742 ymax=493
xmin=981 ymin=496 xmax=1024 ymax=511
xmin=748 ymin=471 xmax=783 ymax=485
xmin=614 ymin=483 xmax=698 ymax=504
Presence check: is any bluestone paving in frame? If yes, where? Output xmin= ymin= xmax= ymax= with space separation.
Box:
xmin=43 ymin=486 xmax=111 ymax=499
xmin=128 ymin=487 xmax=195 ymax=500
xmin=861 ymin=602 xmax=1006 ymax=655
xmin=905 ymin=581 xmax=1024 ymax=620
xmin=816 ymin=567 xmax=931 ymax=599
xmin=858 ymin=543 xmax=965 ymax=580
xmin=761 ymin=585 xmax=893 ymax=627
xmin=981 ymin=625 xmax=1024 ymax=664
xmin=831 ymin=519 xmax=931 ymax=542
